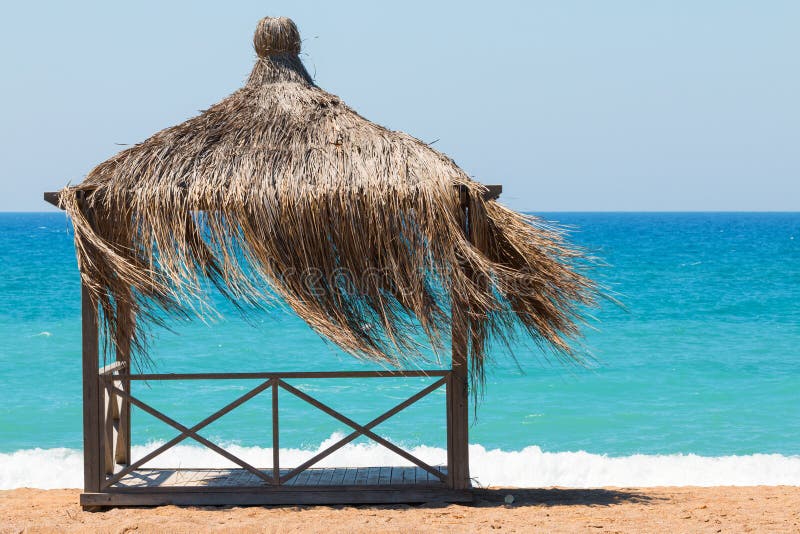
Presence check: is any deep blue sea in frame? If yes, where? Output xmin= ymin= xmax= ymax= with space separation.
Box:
xmin=1 ymin=212 xmax=798 ymax=488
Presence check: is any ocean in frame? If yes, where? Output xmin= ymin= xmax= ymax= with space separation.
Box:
xmin=1 ymin=212 xmax=798 ymax=489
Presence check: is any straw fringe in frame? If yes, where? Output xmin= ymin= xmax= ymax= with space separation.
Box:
xmin=57 ymin=17 xmax=598 ymax=391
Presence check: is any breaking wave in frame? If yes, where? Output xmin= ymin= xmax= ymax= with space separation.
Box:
xmin=2 ymin=434 xmax=799 ymax=489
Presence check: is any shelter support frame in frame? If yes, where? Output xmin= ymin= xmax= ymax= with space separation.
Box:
xmin=46 ymin=184 xmax=501 ymax=508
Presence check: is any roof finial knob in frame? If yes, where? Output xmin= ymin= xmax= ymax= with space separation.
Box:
xmin=254 ymin=17 xmax=301 ymax=58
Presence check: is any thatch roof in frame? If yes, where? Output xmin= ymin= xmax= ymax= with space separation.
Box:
xmin=56 ymin=17 xmax=597 ymax=387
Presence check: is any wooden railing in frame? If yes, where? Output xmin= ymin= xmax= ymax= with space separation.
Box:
xmin=98 ymin=369 xmax=452 ymax=490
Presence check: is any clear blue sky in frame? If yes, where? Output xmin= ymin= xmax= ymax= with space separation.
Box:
xmin=2 ymin=1 xmax=798 ymax=211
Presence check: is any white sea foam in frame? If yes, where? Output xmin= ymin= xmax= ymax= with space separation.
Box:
xmin=2 ymin=435 xmax=799 ymax=489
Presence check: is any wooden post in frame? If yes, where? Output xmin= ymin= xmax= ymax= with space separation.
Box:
xmin=449 ymin=309 xmax=470 ymax=489
xmin=81 ymin=282 xmax=103 ymax=492
xmin=272 ymin=380 xmax=280 ymax=484
xmin=115 ymin=302 xmax=132 ymax=465
xmin=448 ymin=191 xmax=471 ymax=490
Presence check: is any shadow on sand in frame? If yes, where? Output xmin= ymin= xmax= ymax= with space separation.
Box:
xmin=96 ymin=488 xmax=657 ymax=513
xmin=464 ymin=487 xmax=658 ymax=508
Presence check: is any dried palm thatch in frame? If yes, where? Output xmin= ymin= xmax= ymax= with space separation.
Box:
xmin=56 ymin=17 xmax=597 ymax=390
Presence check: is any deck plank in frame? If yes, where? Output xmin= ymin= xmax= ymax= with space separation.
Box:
xmin=378 ymin=466 xmax=391 ymax=486
xmin=293 ymin=468 xmax=311 ymax=487
xmin=215 ymin=470 xmax=232 ymax=487
xmin=325 ymin=468 xmax=338 ymax=486
xmin=283 ymin=468 xmax=298 ymax=487
xmin=354 ymin=467 xmax=369 ymax=486
xmin=295 ymin=469 xmax=312 ymax=486
xmin=413 ymin=467 xmax=421 ymax=484
xmin=177 ymin=470 xmax=195 ymax=487
xmin=404 ymin=467 xmax=413 ymax=485
xmin=233 ymin=469 xmax=251 ymax=487
xmin=341 ymin=467 xmax=354 ymax=486
xmin=310 ymin=468 xmax=326 ymax=485
xmin=366 ymin=467 xmax=380 ymax=486
xmin=204 ymin=469 xmax=225 ymax=487
xmin=182 ymin=469 xmax=205 ymax=487
xmin=390 ymin=466 xmax=403 ymax=485
xmin=305 ymin=468 xmax=325 ymax=486
xmin=317 ymin=468 xmax=335 ymax=486
xmin=419 ymin=466 xmax=430 ymax=484
xmin=331 ymin=468 xmax=347 ymax=486
xmin=195 ymin=469 xmax=214 ymax=487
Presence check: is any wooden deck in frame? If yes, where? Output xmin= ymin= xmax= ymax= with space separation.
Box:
xmin=110 ymin=466 xmax=447 ymax=489
xmin=82 ymin=466 xmax=472 ymax=507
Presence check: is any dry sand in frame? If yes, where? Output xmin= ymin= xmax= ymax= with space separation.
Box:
xmin=1 ymin=487 xmax=798 ymax=533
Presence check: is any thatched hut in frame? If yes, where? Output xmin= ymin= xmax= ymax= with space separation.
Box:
xmin=45 ymin=17 xmax=596 ymax=508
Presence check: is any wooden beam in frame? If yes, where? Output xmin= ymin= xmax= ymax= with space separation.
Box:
xmin=43 ymin=191 xmax=61 ymax=208
xmin=119 ymin=370 xmax=449 ymax=381
xmin=448 ymin=190 xmax=471 ymax=490
xmin=81 ymin=282 xmax=102 ymax=493
xmin=98 ymin=361 xmax=126 ymax=376
xmin=43 ymin=184 xmax=502 ymax=211
xmin=115 ymin=302 xmax=132 ymax=466
xmin=483 ymin=184 xmax=502 ymax=201
xmin=272 ymin=381 xmax=280 ymax=485
xmin=81 ymin=488 xmax=473 ymax=507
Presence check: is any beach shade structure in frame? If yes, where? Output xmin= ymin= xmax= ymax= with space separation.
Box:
xmin=44 ymin=17 xmax=596 ymax=508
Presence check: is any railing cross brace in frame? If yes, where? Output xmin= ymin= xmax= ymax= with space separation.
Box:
xmin=103 ymin=378 xmax=275 ymax=488
xmin=278 ymin=377 xmax=448 ymax=483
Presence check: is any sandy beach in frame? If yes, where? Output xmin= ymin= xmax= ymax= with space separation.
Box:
xmin=2 ymin=6 xmax=799 ymax=534
xmin=2 ymin=486 xmax=798 ymax=533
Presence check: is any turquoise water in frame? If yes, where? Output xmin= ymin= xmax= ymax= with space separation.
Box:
xmin=1 ymin=212 xmax=799 ymax=463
